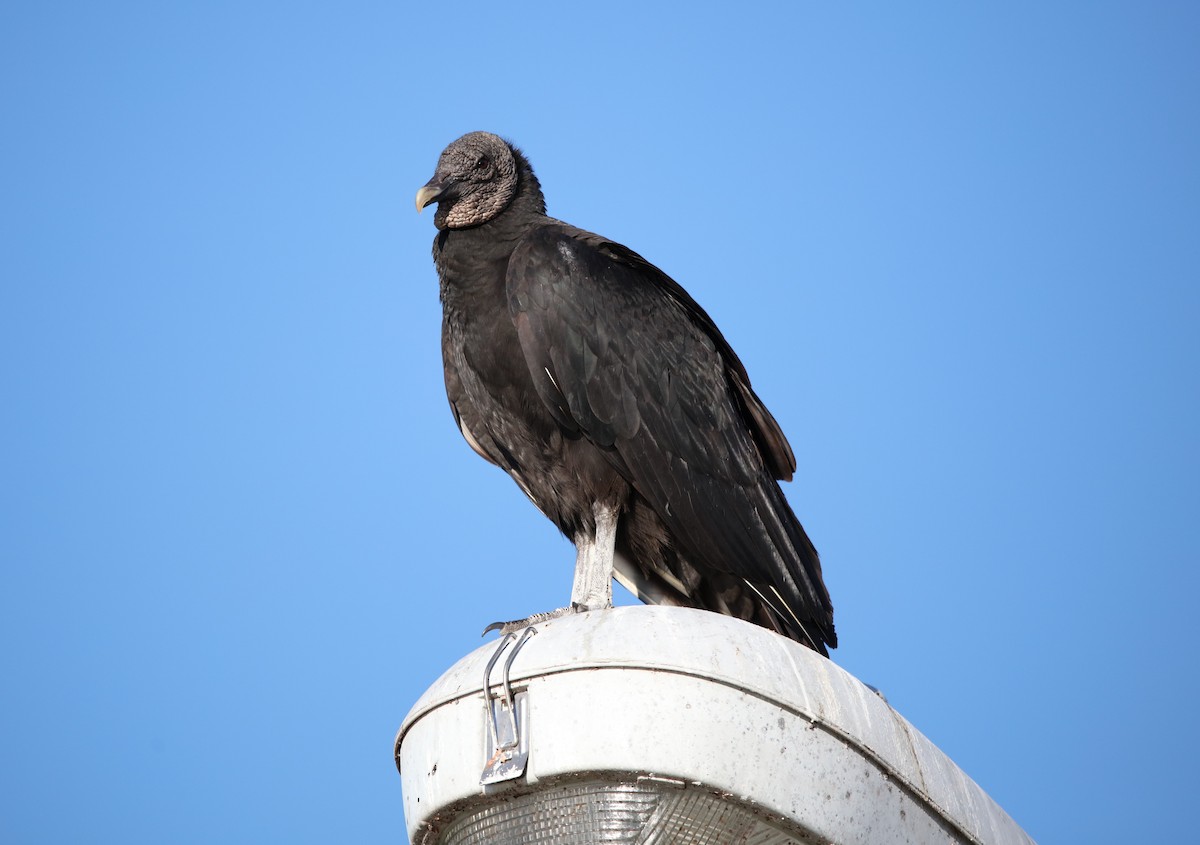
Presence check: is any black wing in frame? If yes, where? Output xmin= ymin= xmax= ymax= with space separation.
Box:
xmin=506 ymin=224 xmax=834 ymax=651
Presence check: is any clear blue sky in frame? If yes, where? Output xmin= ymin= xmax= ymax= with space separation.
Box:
xmin=2 ymin=3 xmax=1197 ymax=842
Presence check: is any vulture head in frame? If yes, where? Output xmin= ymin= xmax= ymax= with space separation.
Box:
xmin=415 ymin=131 xmax=523 ymax=230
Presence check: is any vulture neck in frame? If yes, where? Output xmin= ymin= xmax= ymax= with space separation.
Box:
xmin=436 ymin=157 xmax=547 ymax=318
xmin=500 ymin=152 xmax=547 ymax=222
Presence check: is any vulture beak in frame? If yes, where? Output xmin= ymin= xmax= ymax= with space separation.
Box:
xmin=415 ymin=178 xmax=445 ymax=213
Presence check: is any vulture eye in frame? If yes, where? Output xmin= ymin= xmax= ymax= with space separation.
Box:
xmin=474 ymin=155 xmax=491 ymax=172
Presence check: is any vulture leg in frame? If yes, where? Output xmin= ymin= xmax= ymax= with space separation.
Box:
xmin=570 ymin=502 xmax=618 ymax=611
xmin=482 ymin=502 xmax=618 ymax=636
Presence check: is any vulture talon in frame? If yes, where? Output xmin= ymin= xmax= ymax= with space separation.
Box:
xmin=481 ymin=606 xmax=580 ymax=637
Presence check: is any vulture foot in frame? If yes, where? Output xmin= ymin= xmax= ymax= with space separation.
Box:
xmin=482 ymin=603 xmax=595 ymax=637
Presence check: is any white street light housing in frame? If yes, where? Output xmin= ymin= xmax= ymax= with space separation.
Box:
xmin=396 ymin=606 xmax=1033 ymax=845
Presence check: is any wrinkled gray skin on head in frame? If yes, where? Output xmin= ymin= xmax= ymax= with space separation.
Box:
xmin=418 ymin=131 xmax=519 ymax=230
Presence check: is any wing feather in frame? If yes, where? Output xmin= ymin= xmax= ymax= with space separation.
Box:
xmin=506 ymin=224 xmax=834 ymax=650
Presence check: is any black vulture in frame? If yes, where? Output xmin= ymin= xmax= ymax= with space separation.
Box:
xmin=416 ymin=132 xmax=835 ymax=654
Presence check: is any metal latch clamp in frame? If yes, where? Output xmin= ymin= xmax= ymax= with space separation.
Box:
xmin=480 ymin=626 xmax=536 ymax=785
